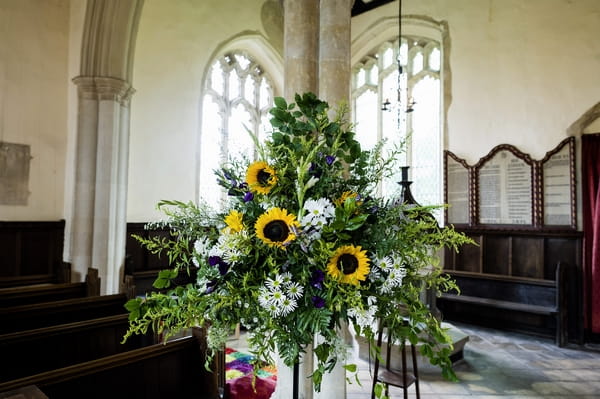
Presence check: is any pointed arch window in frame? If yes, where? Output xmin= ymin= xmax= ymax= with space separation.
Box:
xmin=352 ymin=36 xmax=443 ymax=221
xmin=200 ymin=52 xmax=274 ymax=208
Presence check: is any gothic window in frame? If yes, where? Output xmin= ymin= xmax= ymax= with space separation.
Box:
xmin=352 ymin=36 xmax=443 ymax=221
xmin=200 ymin=52 xmax=274 ymax=208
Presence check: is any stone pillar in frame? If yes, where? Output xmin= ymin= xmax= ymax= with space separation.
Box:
xmin=283 ymin=0 xmax=320 ymax=99
xmin=315 ymin=2 xmax=354 ymax=398
xmin=318 ymin=0 xmax=353 ymax=108
xmin=273 ymin=2 xmax=321 ymax=397
xmin=71 ymin=76 xmax=134 ymax=295
xmin=70 ymin=77 xmax=99 ymax=284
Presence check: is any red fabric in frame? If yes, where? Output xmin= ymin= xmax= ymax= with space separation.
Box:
xmin=582 ymin=134 xmax=600 ymax=333
xmin=225 ymin=374 xmax=276 ymax=399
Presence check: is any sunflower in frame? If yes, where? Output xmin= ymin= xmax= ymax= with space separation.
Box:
xmin=255 ymin=207 xmax=299 ymax=249
xmin=327 ymin=245 xmax=370 ymax=285
xmin=246 ymin=161 xmax=277 ymax=195
xmin=224 ymin=210 xmax=244 ymax=233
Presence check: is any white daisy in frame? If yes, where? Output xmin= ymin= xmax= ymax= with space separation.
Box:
xmin=280 ymin=297 xmax=298 ymax=316
xmin=266 ymin=303 xmax=281 ymax=316
xmin=376 ymin=255 xmax=394 ymax=272
xmin=266 ymin=275 xmax=285 ymax=291
xmin=280 ymin=272 xmax=293 ymax=286
xmin=286 ymin=282 xmax=304 ymax=299
xmin=302 ymin=198 xmax=335 ymax=227
xmin=269 ymin=289 xmax=285 ymax=306
xmin=194 ymin=237 xmax=212 ymax=258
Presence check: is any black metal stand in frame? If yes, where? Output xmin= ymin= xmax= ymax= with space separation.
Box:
xmin=292 ymin=361 xmax=299 ymax=399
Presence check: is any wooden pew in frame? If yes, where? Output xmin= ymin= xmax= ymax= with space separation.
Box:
xmin=0 ymin=267 xmax=100 ymax=308
xmin=0 ymin=221 xmax=66 ymax=288
xmin=0 ymin=314 xmax=154 ymax=382
xmin=0 ymin=328 xmax=219 ymax=399
xmin=124 ymin=223 xmax=197 ymax=298
xmin=438 ymin=262 xmax=570 ymax=346
xmin=0 ymin=293 xmax=127 ymax=334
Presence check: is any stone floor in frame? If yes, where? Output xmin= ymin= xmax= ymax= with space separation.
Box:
xmin=228 ymin=322 xmax=600 ymax=398
xmin=346 ymin=322 xmax=600 ymax=399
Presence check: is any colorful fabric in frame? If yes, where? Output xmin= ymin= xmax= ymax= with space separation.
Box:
xmin=225 ymin=348 xmax=277 ymax=399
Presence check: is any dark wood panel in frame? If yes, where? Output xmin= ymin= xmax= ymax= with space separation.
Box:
xmin=0 ymin=314 xmax=151 ymax=382
xmin=454 ymin=235 xmax=482 ymax=273
xmin=0 ymin=282 xmax=87 ymax=308
xmin=0 ymin=221 xmax=65 ymax=285
xmin=513 ymin=237 xmax=544 ymax=278
xmin=0 ymin=293 xmax=127 ymax=334
xmin=482 ymin=236 xmax=510 ymax=275
xmin=0 ymin=330 xmax=218 ymax=399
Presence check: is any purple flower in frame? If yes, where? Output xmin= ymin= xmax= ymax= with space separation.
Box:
xmin=243 ymin=191 xmax=254 ymax=202
xmin=217 ymin=262 xmax=230 ymax=276
xmin=206 ymin=279 xmax=218 ymax=294
xmin=309 ymin=162 xmax=322 ymax=178
xmin=208 ymin=256 xmax=222 ymax=266
xmin=310 ymin=269 xmax=325 ymax=290
xmin=312 ymin=296 xmax=326 ymax=308
xmin=325 ymin=155 xmax=335 ymax=166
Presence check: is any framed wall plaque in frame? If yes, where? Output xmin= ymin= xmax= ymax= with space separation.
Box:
xmin=542 ymin=138 xmax=576 ymax=228
xmin=445 ymin=153 xmax=470 ymax=225
xmin=477 ymin=146 xmax=533 ymax=225
xmin=444 ymin=137 xmax=576 ymax=230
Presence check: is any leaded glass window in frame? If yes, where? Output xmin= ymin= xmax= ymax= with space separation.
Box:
xmin=200 ymin=52 xmax=274 ymax=208
xmin=352 ymin=36 xmax=443 ymax=222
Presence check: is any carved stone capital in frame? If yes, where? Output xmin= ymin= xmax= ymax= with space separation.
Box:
xmin=72 ymin=76 xmax=135 ymax=106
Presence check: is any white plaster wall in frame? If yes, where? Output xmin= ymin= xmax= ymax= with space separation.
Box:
xmin=0 ymin=0 xmax=70 ymax=220
xmin=584 ymin=117 xmax=600 ymax=134
xmin=62 ymin=0 xmax=86 ymax=262
xmin=129 ymin=0 xmax=600 ymax=221
xmin=128 ymin=0 xmax=278 ymax=222
xmin=353 ymin=0 xmax=600 ymax=164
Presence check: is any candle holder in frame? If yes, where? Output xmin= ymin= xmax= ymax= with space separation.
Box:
xmin=397 ymin=166 xmax=419 ymax=206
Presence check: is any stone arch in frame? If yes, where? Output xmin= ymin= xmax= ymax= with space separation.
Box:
xmin=69 ymin=0 xmax=145 ymax=294
xmin=79 ymin=0 xmax=144 ymax=80
xmin=567 ymin=102 xmax=600 ymax=136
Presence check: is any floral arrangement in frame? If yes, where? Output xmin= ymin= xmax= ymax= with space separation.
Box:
xmin=123 ymin=93 xmax=471 ymax=392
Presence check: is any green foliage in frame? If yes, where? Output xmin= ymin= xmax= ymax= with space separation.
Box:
xmin=123 ymin=92 xmax=473 ymax=392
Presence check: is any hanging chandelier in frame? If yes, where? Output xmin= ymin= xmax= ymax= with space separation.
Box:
xmin=381 ymin=0 xmax=416 ymax=115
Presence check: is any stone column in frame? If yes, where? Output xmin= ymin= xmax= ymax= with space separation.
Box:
xmin=70 ymin=77 xmax=99 ymax=285
xmin=318 ymin=0 xmax=353 ymax=108
xmin=71 ymin=76 xmax=134 ymax=295
xmin=283 ymin=0 xmax=320 ymax=99
xmin=316 ymin=2 xmax=354 ymax=398
xmin=273 ymin=2 xmax=321 ymax=398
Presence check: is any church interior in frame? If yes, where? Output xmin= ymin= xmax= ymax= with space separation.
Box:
xmin=1 ymin=0 xmax=600 ymax=398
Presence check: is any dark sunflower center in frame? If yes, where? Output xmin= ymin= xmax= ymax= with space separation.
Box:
xmin=258 ymin=170 xmax=272 ymax=185
xmin=337 ymin=254 xmax=359 ymax=275
xmin=264 ymin=220 xmax=289 ymax=242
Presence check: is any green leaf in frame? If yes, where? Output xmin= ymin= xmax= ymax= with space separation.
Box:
xmin=274 ymin=96 xmax=287 ymax=109
xmin=343 ymin=363 xmax=357 ymax=373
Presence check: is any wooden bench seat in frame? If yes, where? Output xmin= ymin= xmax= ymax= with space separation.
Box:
xmin=0 ymin=282 xmax=87 ymax=308
xmin=438 ymin=262 xmax=569 ymax=346
xmin=0 ymin=293 xmax=127 ymax=334
xmin=0 ymin=329 xmax=219 ymax=399
xmin=0 ymin=314 xmax=153 ymax=382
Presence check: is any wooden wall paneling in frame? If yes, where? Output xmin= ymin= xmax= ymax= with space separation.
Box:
xmin=512 ymin=236 xmax=544 ymax=279
xmin=0 ymin=231 xmax=19 ymax=277
xmin=482 ymin=235 xmax=510 ymax=275
xmin=454 ymin=234 xmax=482 ymax=273
xmin=0 ymin=221 xmax=65 ymax=285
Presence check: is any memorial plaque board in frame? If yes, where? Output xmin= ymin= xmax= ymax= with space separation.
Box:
xmin=543 ymin=141 xmax=573 ymax=226
xmin=444 ymin=138 xmax=575 ymax=230
xmin=478 ymin=150 xmax=532 ymax=225
xmin=446 ymin=155 xmax=470 ymax=224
